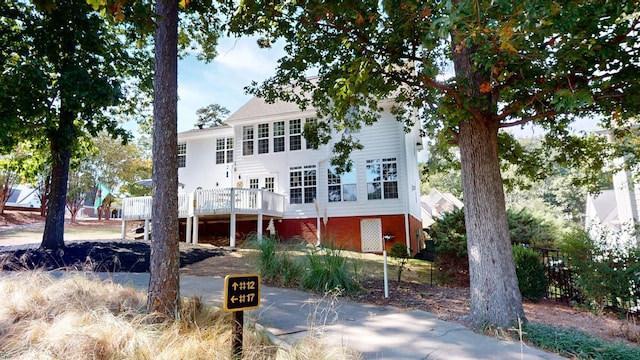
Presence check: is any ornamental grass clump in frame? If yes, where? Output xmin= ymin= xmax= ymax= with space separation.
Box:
xmin=303 ymin=245 xmax=360 ymax=295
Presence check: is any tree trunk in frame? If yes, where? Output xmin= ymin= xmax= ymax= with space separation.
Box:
xmin=147 ymin=0 xmax=180 ymax=320
xmin=41 ymin=112 xmax=73 ymax=250
xmin=458 ymin=117 xmax=526 ymax=328
xmin=452 ymin=36 xmax=525 ymax=329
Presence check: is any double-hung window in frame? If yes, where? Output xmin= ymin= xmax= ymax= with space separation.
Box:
xmin=177 ymin=142 xmax=186 ymax=168
xmin=366 ymin=158 xmax=398 ymax=200
xmin=290 ymin=165 xmax=316 ymax=204
xmin=258 ymin=123 xmax=269 ymax=154
xmin=273 ymin=121 xmax=285 ymax=152
xmin=216 ymin=137 xmax=233 ymax=164
xmin=290 ymin=119 xmax=301 ymax=151
xmin=242 ymin=125 xmax=254 ymax=156
xmin=328 ymin=167 xmax=357 ymax=202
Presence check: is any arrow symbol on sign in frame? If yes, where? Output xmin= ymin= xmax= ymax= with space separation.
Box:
xmin=230 ymin=296 xmax=237 ymax=303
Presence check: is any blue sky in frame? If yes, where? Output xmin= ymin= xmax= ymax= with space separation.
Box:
xmin=174 ymin=36 xmax=598 ymax=137
xmin=176 ymin=36 xmax=285 ymax=133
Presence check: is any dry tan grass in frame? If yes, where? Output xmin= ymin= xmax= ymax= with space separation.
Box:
xmin=0 ymin=271 xmax=358 ymax=359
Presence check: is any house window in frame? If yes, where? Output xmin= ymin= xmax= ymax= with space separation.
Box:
xmin=249 ymin=178 xmax=259 ymax=189
xmin=366 ymin=158 xmax=398 ymax=200
xmin=216 ymin=137 xmax=233 ymax=164
xmin=265 ymin=177 xmax=275 ymax=192
xmin=305 ymin=117 xmax=317 ymax=149
xmin=258 ymin=123 xmax=269 ymax=154
xmin=177 ymin=142 xmax=186 ymax=168
xmin=274 ymin=121 xmax=285 ymax=152
xmin=242 ymin=125 xmax=254 ymax=156
xmin=328 ymin=167 xmax=357 ymax=202
xmin=290 ymin=165 xmax=316 ymax=204
xmin=290 ymin=119 xmax=301 ymax=151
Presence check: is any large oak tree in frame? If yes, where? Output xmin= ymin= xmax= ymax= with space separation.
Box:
xmin=225 ymin=0 xmax=640 ymax=328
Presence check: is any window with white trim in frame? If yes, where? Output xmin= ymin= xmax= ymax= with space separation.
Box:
xmin=177 ymin=142 xmax=186 ymax=168
xmin=265 ymin=177 xmax=275 ymax=192
xmin=249 ymin=178 xmax=259 ymax=189
xmin=274 ymin=121 xmax=285 ymax=152
xmin=215 ymin=137 xmax=233 ymax=164
xmin=328 ymin=167 xmax=357 ymax=202
xmin=242 ymin=125 xmax=254 ymax=156
xmin=366 ymin=158 xmax=398 ymax=200
xmin=258 ymin=123 xmax=269 ymax=154
xmin=290 ymin=165 xmax=316 ymax=204
xmin=290 ymin=119 xmax=301 ymax=151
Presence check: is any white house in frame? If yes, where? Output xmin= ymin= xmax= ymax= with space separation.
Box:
xmin=585 ymin=128 xmax=640 ymax=247
xmin=123 ymin=95 xmax=424 ymax=254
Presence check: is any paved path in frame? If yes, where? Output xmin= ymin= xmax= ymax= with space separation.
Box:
xmin=93 ymin=273 xmax=564 ymax=360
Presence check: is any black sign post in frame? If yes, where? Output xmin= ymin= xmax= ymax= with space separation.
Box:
xmin=223 ymin=274 xmax=261 ymax=359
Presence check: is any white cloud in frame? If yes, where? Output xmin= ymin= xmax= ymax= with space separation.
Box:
xmin=177 ymin=36 xmax=285 ymax=132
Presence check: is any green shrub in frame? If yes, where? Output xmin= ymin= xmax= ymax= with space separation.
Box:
xmin=507 ymin=208 xmax=558 ymax=248
xmin=512 ymin=246 xmax=547 ymax=302
xmin=424 ymin=208 xmax=469 ymax=284
xmin=425 ymin=207 xmax=563 ymax=285
xmin=559 ymin=229 xmax=640 ymax=313
xmin=389 ymin=242 xmax=410 ymax=281
xmin=303 ymin=245 xmax=360 ymax=294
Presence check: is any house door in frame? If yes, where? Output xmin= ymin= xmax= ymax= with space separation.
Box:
xmin=361 ymin=218 xmax=383 ymax=252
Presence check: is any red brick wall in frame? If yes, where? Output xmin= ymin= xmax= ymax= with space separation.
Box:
xmin=181 ymin=213 xmax=422 ymax=255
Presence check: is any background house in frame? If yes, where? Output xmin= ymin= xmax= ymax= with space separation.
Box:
xmin=585 ymin=128 xmax=640 ymax=247
xmin=174 ymin=96 xmax=424 ymax=254
xmin=420 ymin=189 xmax=463 ymax=228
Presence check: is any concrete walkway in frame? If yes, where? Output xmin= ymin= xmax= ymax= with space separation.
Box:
xmin=95 ymin=273 xmax=564 ymax=360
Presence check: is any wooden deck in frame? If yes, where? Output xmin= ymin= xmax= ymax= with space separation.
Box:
xmin=121 ymin=188 xmax=285 ymax=246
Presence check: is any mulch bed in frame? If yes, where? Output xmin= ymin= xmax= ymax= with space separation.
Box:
xmin=0 ymin=241 xmax=227 ymax=273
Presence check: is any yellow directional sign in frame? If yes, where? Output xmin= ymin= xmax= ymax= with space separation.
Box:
xmin=223 ymin=274 xmax=261 ymax=312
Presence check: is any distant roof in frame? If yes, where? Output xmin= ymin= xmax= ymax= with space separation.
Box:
xmin=177 ymin=124 xmax=233 ymax=139
xmin=226 ymin=96 xmax=310 ymax=122
xmin=589 ymin=189 xmax=619 ymax=225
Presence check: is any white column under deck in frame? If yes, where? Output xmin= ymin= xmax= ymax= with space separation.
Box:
xmin=192 ymin=215 xmax=199 ymax=245
xmin=257 ymin=190 xmax=263 ymax=241
xmin=230 ymin=188 xmax=236 ymax=247
xmin=186 ymin=217 xmax=192 ymax=244
xmin=143 ymin=219 xmax=150 ymax=241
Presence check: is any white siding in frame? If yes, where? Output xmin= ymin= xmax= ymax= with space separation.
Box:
xmin=178 ymin=127 xmax=235 ymax=192
xmin=178 ymin=98 xmax=424 ymax=223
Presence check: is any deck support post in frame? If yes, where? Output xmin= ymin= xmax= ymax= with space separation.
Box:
xmin=186 ymin=216 xmax=192 ymax=243
xmin=230 ymin=188 xmax=236 ymax=247
xmin=257 ymin=190 xmax=263 ymax=242
xmin=193 ymin=215 xmax=199 ymax=244
xmin=143 ymin=219 xmax=150 ymax=241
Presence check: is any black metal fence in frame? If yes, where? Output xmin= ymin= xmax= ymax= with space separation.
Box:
xmin=532 ymin=247 xmax=640 ymax=313
xmin=532 ymin=247 xmax=579 ymax=303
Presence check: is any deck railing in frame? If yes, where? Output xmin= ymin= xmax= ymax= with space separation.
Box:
xmin=122 ymin=188 xmax=285 ymax=220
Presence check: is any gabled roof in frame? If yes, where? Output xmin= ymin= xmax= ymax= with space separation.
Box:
xmin=588 ymin=189 xmax=620 ymax=226
xmin=226 ymin=96 xmax=310 ymax=123
xmin=178 ymin=124 xmax=233 ymax=139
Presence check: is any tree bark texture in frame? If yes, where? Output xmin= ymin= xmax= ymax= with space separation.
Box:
xmin=147 ymin=0 xmax=180 ymax=319
xmin=452 ymin=38 xmax=525 ymax=328
xmin=41 ymin=111 xmax=73 ymax=250
xmin=458 ymin=117 xmax=526 ymax=328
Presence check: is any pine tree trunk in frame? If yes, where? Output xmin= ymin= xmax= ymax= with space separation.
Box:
xmin=41 ymin=112 xmax=73 ymax=250
xmin=147 ymin=0 xmax=180 ymax=320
